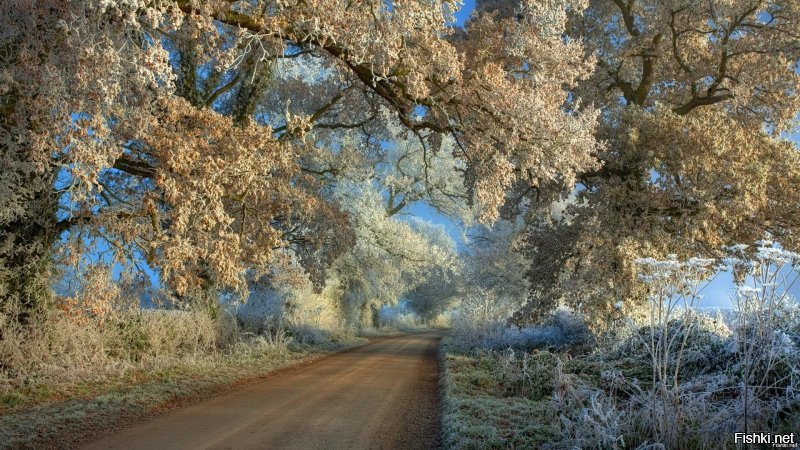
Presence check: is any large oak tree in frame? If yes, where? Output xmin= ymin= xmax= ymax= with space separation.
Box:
xmin=509 ymin=0 xmax=800 ymax=325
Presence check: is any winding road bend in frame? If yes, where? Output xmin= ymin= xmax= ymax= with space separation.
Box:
xmin=84 ymin=332 xmax=443 ymax=450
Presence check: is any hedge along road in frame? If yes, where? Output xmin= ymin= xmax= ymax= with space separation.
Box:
xmin=83 ymin=332 xmax=443 ymax=450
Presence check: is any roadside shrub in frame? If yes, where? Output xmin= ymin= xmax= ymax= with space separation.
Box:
xmin=2 ymin=307 xmax=225 ymax=390
xmin=607 ymin=313 xmax=732 ymax=382
xmin=451 ymin=307 xmax=593 ymax=354
xmin=109 ymin=310 xmax=218 ymax=361
xmin=553 ymin=374 xmax=626 ymax=450
xmin=482 ymin=348 xmax=560 ymax=400
xmin=449 ymin=288 xmax=519 ymax=350
xmin=231 ymin=325 xmax=293 ymax=358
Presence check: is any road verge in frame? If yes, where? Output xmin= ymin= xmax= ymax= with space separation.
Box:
xmin=0 ymin=338 xmax=367 ymax=449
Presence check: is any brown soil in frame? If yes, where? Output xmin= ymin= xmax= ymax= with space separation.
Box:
xmin=83 ymin=332 xmax=443 ymax=450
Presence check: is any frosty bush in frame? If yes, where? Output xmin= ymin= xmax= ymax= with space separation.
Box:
xmin=235 ymin=280 xmax=354 ymax=346
xmin=0 ymin=308 xmax=219 ymax=388
xmin=451 ymin=298 xmax=593 ymax=354
xmin=486 ymin=309 xmax=593 ymax=352
xmin=231 ymin=325 xmax=293 ymax=358
xmin=476 ymin=348 xmax=561 ymax=400
xmin=450 ymin=288 xmax=515 ymax=351
xmin=0 ymin=289 xmax=310 ymax=391
xmin=553 ymin=367 xmax=626 ymax=450
xmin=441 ymin=241 xmax=800 ymax=449
xmin=609 ymin=314 xmax=732 ymax=382
xmin=445 ymin=243 xmax=800 ymax=448
xmin=601 ymin=244 xmax=800 ymax=447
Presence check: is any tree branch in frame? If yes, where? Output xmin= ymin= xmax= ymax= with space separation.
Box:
xmin=112 ymin=155 xmax=157 ymax=178
xmin=611 ymin=0 xmax=641 ymax=37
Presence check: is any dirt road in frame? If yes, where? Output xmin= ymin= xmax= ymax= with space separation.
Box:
xmin=83 ymin=333 xmax=442 ymax=450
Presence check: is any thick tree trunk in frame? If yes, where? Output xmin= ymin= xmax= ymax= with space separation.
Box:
xmin=0 ymin=173 xmax=59 ymax=326
xmin=0 ymin=48 xmax=60 ymax=325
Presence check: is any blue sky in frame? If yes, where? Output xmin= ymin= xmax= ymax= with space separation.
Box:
xmin=453 ymin=0 xmax=477 ymax=26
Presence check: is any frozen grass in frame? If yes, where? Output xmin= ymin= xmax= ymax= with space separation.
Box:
xmin=0 ymin=350 xmax=312 ymax=448
xmin=441 ymin=308 xmax=800 ymax=449
xmin=0 ymin=308 xmax=366 ymax=449
xmin=440 ymin=338 xmax=561 ymax=449
xmin=442 ymin=247 xmax=800 ymax=448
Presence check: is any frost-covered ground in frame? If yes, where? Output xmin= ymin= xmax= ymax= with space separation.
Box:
xmin=442 ymin=306 xmax=800 ymax=448
xmin=0 ymin=307 xmax=367 ymax=449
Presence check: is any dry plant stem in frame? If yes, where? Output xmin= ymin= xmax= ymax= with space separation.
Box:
xmin=733 ymin=246 xmax=800 ymax=433
xmin=633 ymin=256 xmax=714 ymax=447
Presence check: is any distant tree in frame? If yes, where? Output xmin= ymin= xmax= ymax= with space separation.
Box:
xmin=330 ymin=182 xmax=459 ymax=327
xmin=403 ymin=218 xmax=464 ymax=322
xmin=464 ymin=219 xmax=529 ymax=308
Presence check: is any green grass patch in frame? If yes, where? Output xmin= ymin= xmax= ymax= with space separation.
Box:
xmin=440 ymin=338 xmax=560 ymax=449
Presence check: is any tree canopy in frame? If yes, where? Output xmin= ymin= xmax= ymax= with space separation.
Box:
xmin=511 ymin=0 xmax=800 ymax=325
xmin=1 ymin=0 xmax=798 ymax=327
